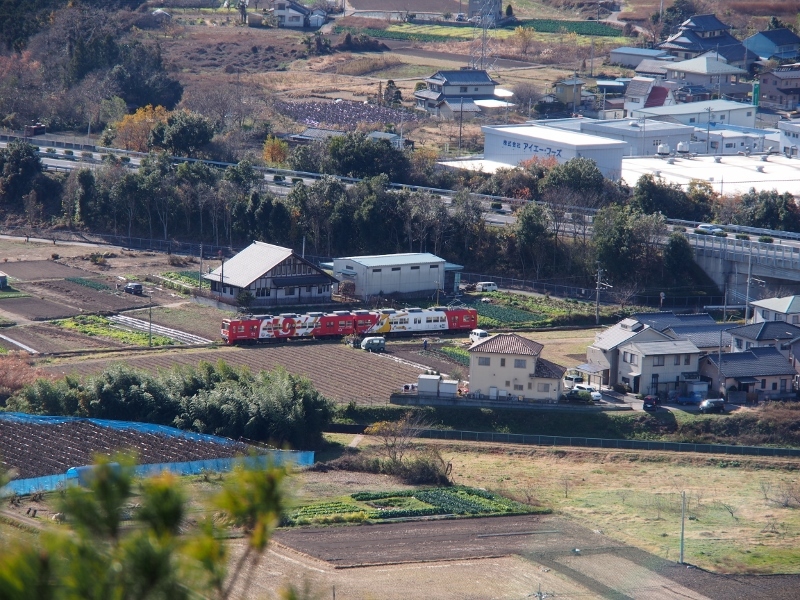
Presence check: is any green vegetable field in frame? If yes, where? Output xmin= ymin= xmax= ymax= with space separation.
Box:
xmin=284 ymin=486 xmax=541 ymax=525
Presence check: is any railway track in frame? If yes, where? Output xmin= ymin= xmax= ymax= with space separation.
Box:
xmin=108 ymin=315 xmax=212 ymax=345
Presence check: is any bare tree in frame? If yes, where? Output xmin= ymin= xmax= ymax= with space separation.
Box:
xmin=364 ymin=412 xmax=429 ymax=467
xmin=719 ymin=501 xmax=739 ymax=521
xmin=611 ymin=282 xmax=640 ymax=309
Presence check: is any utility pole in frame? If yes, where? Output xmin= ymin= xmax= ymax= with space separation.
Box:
xmin=595 ymin=265 xmax=603 ymax=325
xmin=199 ymin=243 xmax=203 ymax=291
xmin=744 ymin=249 xmax=753 ymax=322
xmin=149 ymin=293 xmax=153 ymax=347
xmin=679 ymin=490 xmax=686 ymax=564
xmin=458 ymin=96 xmax=464 ymax=155
xmin=705 ymin=107 xmax=713 ymax=154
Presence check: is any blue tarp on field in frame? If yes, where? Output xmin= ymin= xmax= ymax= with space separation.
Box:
xmin=0 ymin=413 xmax=314 ymax=496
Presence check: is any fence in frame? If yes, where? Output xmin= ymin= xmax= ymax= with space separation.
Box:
xmin=459 ymin=272 xmax=724 ymax=309
xmin=0 ymin=412 xmax=314 ymax=496
xmin=413 ymin=428 xmax=800 ymax=457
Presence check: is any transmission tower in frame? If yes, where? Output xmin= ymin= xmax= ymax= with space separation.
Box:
xmin=468 ymin=0 xmax=498 ymax=71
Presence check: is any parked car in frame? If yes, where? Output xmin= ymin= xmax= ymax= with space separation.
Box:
xmin=573 ymin=384 xmax=602 ymax=401
xmin=455 ymin=12 xmax=466 ymax=21
xmin=475 ymin=282 xmax=498 ymax=292
xmin=642 ymin=395 xmax=660 ymax=412
xmin=123 ymin=282 xmax=143 ymax=295
xmin=360 ymin=336 xmax=385 ymax=352
xmin=699 ymin=398 xmax=725 ymax=414
xmin=469 ymin=328 xmax=490 ymax=344
xmin=675 ymin=391 xmax=703 ymax=405
xmin=563 ymin=374 xmax=584 ymax=389
xmin=697 ymin=223 xmax=723 ymax=234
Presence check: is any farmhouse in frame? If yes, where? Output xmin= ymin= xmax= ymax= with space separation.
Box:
xmin=468 ymin=333 xmax=566 ymax=402
xmin=332 ymin=253 xmax=463 ymax=300
xmin=204 ymin=241 xmax=337 ymax=307
xmin=657 ymin=14 xmax=757 ymax=70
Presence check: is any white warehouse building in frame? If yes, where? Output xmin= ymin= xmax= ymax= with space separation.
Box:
xmin=450 ymin=124 xmax=628 ymax=179
xmin=332 ymin=253 xmax=463 ymax=300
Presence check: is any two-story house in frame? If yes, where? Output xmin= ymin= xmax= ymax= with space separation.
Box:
xmin=744 ymin=28 xmax=800 ymax=61
xmin=552 ymin=77 xmax=586 ymax=111
xmin=468 ymin=333 xmax=566 ymax=402
xmin=271 ymin=0 xmax=324 ymax=27
xmin=657 ymin=14 xmax=757 ymax=70
xmin=727 ymin=321 xmax=800 ymax=362
xmin=750 ymin=295 xmax=800 ymax=324
xmin=616 ymin=339 xmax=701 ymax=395
xmin=666 ymin=53 xmax=750 ymax=100
xmin=414 ymin=69 xmax=499 ymax=119
xmin=778 ymin=120 xmax=800 ymax=156
xmin=585 ymin=318 xmax=673 ymax=387
xmin=623 ymin=77 xmax=675 ymax=116
xmin=758 ymin=63 xmax=800 ymax=111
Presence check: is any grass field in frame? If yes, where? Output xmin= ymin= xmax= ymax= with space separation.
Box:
xmin=343 ymin=435 xmax=800 ymax=574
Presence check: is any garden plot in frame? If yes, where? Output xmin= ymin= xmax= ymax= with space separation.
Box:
xmin=40 ymin=343 xmax=426 ymax=403
xmin=2 ymin=323 xmax=128 ymax=353
xmin=0 ymin=297 xmax=83 ymax=321
xmin=0 ymin=260 xmax=89 ymax=282
xmin=17 ymin=279 xmax=149 ymax=314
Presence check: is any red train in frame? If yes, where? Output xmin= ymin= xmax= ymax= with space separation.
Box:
xmin=221 ymin=306 xmax=479 ymax=345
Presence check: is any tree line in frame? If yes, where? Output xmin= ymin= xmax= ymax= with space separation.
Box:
xmin=7 ymin=361 xmax=333 ymax=449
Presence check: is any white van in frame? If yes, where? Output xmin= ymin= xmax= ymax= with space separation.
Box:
xmin=475 ymin=282 xmax=498 ymax=292
xmin=360 ymin=336 xmax=385 ymax=352
xmin=469 ymin=328 xmax=490 ymax=344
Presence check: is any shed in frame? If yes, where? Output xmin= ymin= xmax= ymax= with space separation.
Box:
xmin=610 ymin=47 xmax=672 ymax=68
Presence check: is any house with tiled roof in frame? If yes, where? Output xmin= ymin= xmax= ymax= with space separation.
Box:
xmin=584 ymin=318 xmax=672 ymax=387
xmin=204 ymin=241 xmax=337 ymax=306
xmin=727 ymin=321 xmax=800 ymax=363
xmin=414 ymin=70 xmax=501 ymax=119
xmin=750 ymin=295 xmax=800 ymax=324
xmin=468 ymin=333 xmax=566 ymax=402
xmin=700 ymin=346 xmax=796 ymax=400
xmin=744 ymin=28 xmax=800 ymax=61
xmin=657 ymin=14 xmax=757 ymax=70
xmin=663 ymin=323 xmax=732 ymax=354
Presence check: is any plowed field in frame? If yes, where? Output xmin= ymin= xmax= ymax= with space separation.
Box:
xmin=0 ymin=260 xmax=89 ymax=281
xmin=40 ymin=343 xmax=426 ymax=403
xmin=3 ymin=323 xmax=126 ymax=353
xmin=18 ymin=280 xmax=149 ymax=314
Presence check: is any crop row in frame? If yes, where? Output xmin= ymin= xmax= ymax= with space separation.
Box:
xmin=333 ymin=26 xmax=468 ymax=43
xmin=53 ymin=315 xmax=175 ymax=347
xmin=161 ymin=270 xmax=203 ymax=287
xmin=474 ymin=302 xmax=543 ymax=325
xmin=437 ymin=346 xmax=470 ymax=366
xmin=66 ymin=277 xmax=110 ymax=291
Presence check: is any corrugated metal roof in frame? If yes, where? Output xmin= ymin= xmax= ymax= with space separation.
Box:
xmin=592 ymin=323 xmax=652 ymax=351
xmin=337 ymin=253 xmax=444 ymax=268
xmin=750 ymin=295 xmax=800 ymax=314
xmin=636 ymin=59 xmax=669 ymax=76
xmin=612 ymin=47 xmax=670 ymax=57
xmin=469 ymin=333 xmax=543 ymax=356
xmin=626 ymin=339 xmax=700 ymax=355
xmin=625 ymin=77 xmax=654 ymax=99
xmin=444 ymin=98 xmax=481 ymax=112
xmin=704 ymin=346 xmax=795 ymax=378
xmin=205 ymin=241 xmax=293 ymax=288
xmin=631 ymin=311 xmax=715 ymax=331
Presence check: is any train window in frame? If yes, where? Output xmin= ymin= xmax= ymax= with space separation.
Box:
xmin=222 ymin=323 xmax=229 ymax=330
xmin=426 ymin=317 xmax=432 ymax=323
xmin=338 ymin=320 xmax=346 ymax=327
xmin=237 ymin=326 xmax=244 ymax=333
xmin=327 ymin=322 xmax=334 ymax=328
xmin=414 ymin=318 xmax=422 ymax=324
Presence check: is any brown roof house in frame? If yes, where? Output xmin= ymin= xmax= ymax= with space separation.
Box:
xmin=468 ymin=333 xmax=566 ymax=402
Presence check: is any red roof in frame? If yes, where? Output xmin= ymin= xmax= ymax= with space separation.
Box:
xmin=644 ymin=86 xmax=670 ymax=108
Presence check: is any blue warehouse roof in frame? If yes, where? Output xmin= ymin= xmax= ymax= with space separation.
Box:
xmin=337 ymin=253 xmax=445 ymax=268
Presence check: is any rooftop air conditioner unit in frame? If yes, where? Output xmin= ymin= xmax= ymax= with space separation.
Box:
xmin=756 ymin=165 xmax=765 ymax=173
xmin=714 ymin=156 xmax=721 ymax=163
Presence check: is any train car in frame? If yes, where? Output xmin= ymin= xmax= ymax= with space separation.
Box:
xmin=222 ymin=306 xmax=477 ymax=344
xmin=366 ymin=306 xmax=478 ymax=336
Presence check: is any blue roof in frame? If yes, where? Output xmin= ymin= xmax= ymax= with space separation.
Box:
xmin=337 ymin=253 xmax=445 ymax=268
xmin=752 ymin=28 xmax=800 ymax=47
xmin=612 ymin=47 xmax=669 ymax=57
